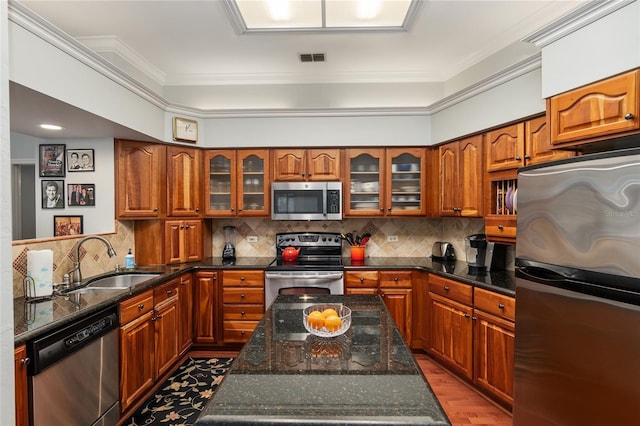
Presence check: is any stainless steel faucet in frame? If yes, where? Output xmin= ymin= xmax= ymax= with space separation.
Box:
xmin=67 ymin=235 xmax=117 ymax=285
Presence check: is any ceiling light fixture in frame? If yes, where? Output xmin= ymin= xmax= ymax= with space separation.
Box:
xmin=228 ymin=0 xmax=417 ymax=32
xmin=40 ymin=123 xmax=63 ymax=130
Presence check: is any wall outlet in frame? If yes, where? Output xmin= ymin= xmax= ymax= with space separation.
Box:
xmin=247 ymin=236 xmax=258 ymax=243
xmin=387 ymin=235 xmax=398 ymax=242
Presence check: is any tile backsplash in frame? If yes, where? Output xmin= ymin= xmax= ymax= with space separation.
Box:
xmin=12 ymin=217 xmax=514 ymax=298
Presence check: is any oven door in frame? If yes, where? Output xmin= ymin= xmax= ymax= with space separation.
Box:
xmin=265 ymin=270 xmax=344 ymax=309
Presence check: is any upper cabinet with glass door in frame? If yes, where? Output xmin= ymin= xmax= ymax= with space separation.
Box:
xmin=204 ymin=150 xmax=235 ymax=217
xmin=344 ymin=147 xmax=425 ymax=217
xmin=237 ymin=150 xmax=269 ymax=217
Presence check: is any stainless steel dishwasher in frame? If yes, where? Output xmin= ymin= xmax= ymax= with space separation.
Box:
xmin=26 ymin=305 xmax=120 ymax=426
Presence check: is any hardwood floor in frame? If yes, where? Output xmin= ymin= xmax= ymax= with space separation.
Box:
xmin=210 ymin=350 xmax=512 ymax=426
xmin=414 ymin=353 xmax=513 ymax=426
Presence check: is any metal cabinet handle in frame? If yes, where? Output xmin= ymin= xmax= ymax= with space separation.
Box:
xmin=515 ymin=156 xmax=522 ymax=161
xmin=240 ymin=293 xmax=245 ymax=299
xmin=498 ymin=303 xmax=505 ymax=309
xmin=153 ymin=207 xmax=158 ymax=212
xmin=394 ymin=276 xmax=399 ymax=281
xmin=444 ymin=286 xmax=450 ymax=291
xmin=240 ymin=277 xmax=246 ymax=281
xmin=167 ymin=290 xmax=173 ymax=295
xmin=497 ymin=225 xmax=504 ymax=230
xmin=524 ymin=154 xmax=531 ymax=160
xmin=241 ymin=311 xmax=245 ymax=316
xmin=360 ymin=277 xmax=365 ymax=282
xmin=21 ymin=357 xmax=31 ymax=366
xmin=464 ymin=313 xmax=471 ymax=318
xmin=138 ymin=304 xmax=145 ymax=310
xmin=241 ymin=330 xmax=246 ymax=335
xmin=195 ymin=207 xmax=199 ymax=212
xmin=625 ymin=113 xmax=634 ymax=120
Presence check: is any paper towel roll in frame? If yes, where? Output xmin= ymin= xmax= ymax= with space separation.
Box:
xmin=26 ymin=249 xmax=54 ymax=298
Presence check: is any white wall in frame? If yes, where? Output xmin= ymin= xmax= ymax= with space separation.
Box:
xmin=540 ymin=0 xmax=640 ymax=97
xmin=10 ymin=133 xmax=116 ymax=238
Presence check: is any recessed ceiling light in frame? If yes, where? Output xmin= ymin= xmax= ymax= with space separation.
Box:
xmin=40 ymin=123 xmax=63 ymax=130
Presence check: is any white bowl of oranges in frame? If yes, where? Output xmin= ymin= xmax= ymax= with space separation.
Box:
xmin=303 ymin=304 xmax=352 ymax=338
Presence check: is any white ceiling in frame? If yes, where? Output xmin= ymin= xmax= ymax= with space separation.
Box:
xmin=11 ymin=0 xmax=589 ymax=139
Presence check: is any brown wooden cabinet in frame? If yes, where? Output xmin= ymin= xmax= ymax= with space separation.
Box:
xmin=194 ymin=271 xmax=218 ymax=345
xmin=167 ymin=145 xmax=201 ymax=217
xmin=439 ymin=135 xmax=483 ymax=217
xmin=204 ymin=149 xmax=270 ymax=217
xmin=178 ymin=273 xmax=193 ymax=355
xmin=412 ymin=270 xmax=429 ymax=350
xmin=153 ymin=280 xmax=180 ymax=379
xmin=14 ymin=344 xmax=29 ymax=426
xmin=134 ymin=219 xmax=210 ymax=265
xmin=548 ymin=68 xmax=640 ymax=146
xmin=473 ymin=287 xmax=515 ymax=408
xmin=344 ymin=148 xmax=385 ymax=216
xmin=427 ymin=274 xmax=474 ymax=380
xmin=115 ymin=140 xmax=166 ymax=219
xmin=485 ymin=123 xmax=525 ymax=173
xmin=345 ymin=269 xmax=413 ymax=343
xmin=272 ymin=148 xmax=341 ymax=181
xmin=525 ymin=115 xmax=574 ymax=166
xmin=222 ymin=270 xmax=265 ymax=343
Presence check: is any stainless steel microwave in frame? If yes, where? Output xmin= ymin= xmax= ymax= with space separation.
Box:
xmin=271 ymin=181 xmax=342 ymax=221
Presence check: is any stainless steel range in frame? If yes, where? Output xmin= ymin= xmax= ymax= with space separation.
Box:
xmin=265 ymin=232 xmax=344 ymax=309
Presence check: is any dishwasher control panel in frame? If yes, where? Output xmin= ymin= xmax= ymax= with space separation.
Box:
xmin=65 ymin=316 xmax=116 ymax=348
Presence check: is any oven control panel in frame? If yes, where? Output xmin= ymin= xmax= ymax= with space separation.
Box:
xmin=276 ymin=232 xmax=342 ymax=248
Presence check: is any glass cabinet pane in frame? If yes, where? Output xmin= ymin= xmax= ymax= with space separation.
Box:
xmin=390 ymin=153 xmax=421 ymax=212
xmin=241 ymin=154 xmax=265 ymax=211
xmin=209 ymin=154 xmax=232 ymax=211
xmin=349 ymin=153 xmax=381 ymax=211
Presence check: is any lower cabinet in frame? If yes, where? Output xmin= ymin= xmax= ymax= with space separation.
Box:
xmin=178 ymin=273 xmax=193 ymax=355
xmin=222 ymin=270 xmax=265 ymax=343
xmin=14 ymin=344 xmax=29 ymax=426
xmin=194 ymin=270 xmax=218 ymax=344
xmin=345 ymin=270 xmax=413 ymax=344
xmin=119 ymin=279 xmax=181 ymax=412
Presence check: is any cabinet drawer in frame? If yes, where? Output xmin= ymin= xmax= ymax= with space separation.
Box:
xmin=474 ymin=287 xmax=515 ymax=322
xmin=429 ymin=275 xmax=472 ymax=305
xmin=223 ymin=304 xmax=265 ymax=321
xmin=223 ymin=321 xmax=260 ymax=343
xmin=120 ymin=290 xmax=154 ymax=324
xmin=222 ymin=270 xmax=265 ymax=287
xmin=223 ymin=287 xmax=264 ymax=304
xmin=485 ymin=216 xmax=517 ymax=240
xmin=153 ymin=279 xmax=180 ymax=305
xmin=345 ymin=271 xmax=379 ymax=288
xmin=379 ymin=270 xmax=412 ymax=288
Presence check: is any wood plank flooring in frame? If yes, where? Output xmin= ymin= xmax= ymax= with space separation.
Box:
xmin=210 ymin=350 xmax=512 ymax=426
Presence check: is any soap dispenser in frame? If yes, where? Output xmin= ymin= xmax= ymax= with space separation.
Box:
xmin=125 ymin=248 xmax=135 ymax=269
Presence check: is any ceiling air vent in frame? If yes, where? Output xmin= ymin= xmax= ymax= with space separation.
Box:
xmin=299 ymin=53 xmax=325 ymax=63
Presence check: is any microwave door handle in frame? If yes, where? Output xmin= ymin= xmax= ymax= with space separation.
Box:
xmin=323 ymin=185 xmax=328 ymax=217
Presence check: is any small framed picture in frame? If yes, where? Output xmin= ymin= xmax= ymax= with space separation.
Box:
xmin=54 ymin=215 xmax=83 ymax=237
xmin=67 ymin=149 xmax=95 ymax=172
xmin=41 ymin=180 xmax=65 ymax=209
xmin=67 ymin=184 xmax=95 ymax=206
xmin=173 ymin=117 xmax=198 ymax=142
xmin=39 ymin=144 xmax=66 ymax=177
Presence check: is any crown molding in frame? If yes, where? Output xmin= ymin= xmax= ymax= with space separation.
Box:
xmin=523 ymin=0 xmax=634 ymax=48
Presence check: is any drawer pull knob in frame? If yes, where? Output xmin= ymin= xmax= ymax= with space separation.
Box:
xmin=138 ymin=304 xmax=145 ymax=310
xmin=360 ymin=277 xmax=364 ymax=282
xmin=240 ymin=293 xmax=245 ymax=299
xmin=240 ymin=277 xmax=246 ymax=281
xmin=464 ymin=313 xmax=470 ymax=318
xmin=497 ymin=225 xmax=504 ymax=231
xmin=241 ymin=331 xmax=246 ymax=335
xmin=625 ymin=113 xmax=634 ymax=120
xmin=167 ymin=290 xmax=173 ymax=295
xmin=515 ymin=156 xmax=522 ymax=161
xmin=21 ymin=357 xmax=31 ymax=366
xmin=498 ymin=303 xmax=505 ymax=309
xmin=444 ymin=286 xmax=450 ymax=291
xmin=241 ymin=311 xmax=245 ymax=316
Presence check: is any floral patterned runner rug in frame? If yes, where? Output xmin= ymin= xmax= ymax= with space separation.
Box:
xmin=122 ymin=357 xmax=234 ymax=426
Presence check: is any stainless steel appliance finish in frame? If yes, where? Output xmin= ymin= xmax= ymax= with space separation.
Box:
xmin=27 ymin=306 xmax=120 ymax=426
xmin=271 ymin=181 xmax=342 ymax=221
xmin=265 ymin=232 xmax=345 ymax=308
xmin=431 ymin=241 xmax=455 ymax=261
xmin=514 ymin=148 xmax=640 ymax=425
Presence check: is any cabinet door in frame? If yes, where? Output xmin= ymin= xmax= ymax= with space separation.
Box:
xmin=459 ymin=135 xmax=483 ymax=217
xmin=167 ymin=146 xmax=201 ymax=217
xmin=183 ymin=220 xmax=203 ymax=262
xmin=154 ymin=298 xmax=180 ymax=378
xmin=428 ymin=292 xmax=473 ymax=380
xmin=380 ymin=288 xmax=412 ymax=344
xmin=116 ymin=140 xmax=165 ymax=218
xmin=387 ymin=148 xmax=425 ymax=215
xmin=473 ymin=309 xmax=515 ymax=407
xmin=194 ymin=271 xmax=217 ymax=344
xmin=439 ymin=142 xmax=459 ymax=216
xmin=120 ymin=311 xmax=155 ymax=412
xmin=178 ymin=273 xmax=193 ymax=354
xmin=306 ymin=149 xmax=341 ymax=181
xmin=237 ymin=150 xmax=270 ymax=216
xmin=272 ymin=149 xmax=306 ymax=181
xmin=413 ymin=271 xmax=429 ymax=351
xmin=485 ymin=123 xmax=525 ymax=172
xmin=164 ymin=221 xmax=183 ymax=264
xmin=525 ymin=116 xmax=574 ymax=166
xmin=204 ymin=150 xmax=236 ymax=216
xmin=14 ymin=345 xmax=29 ymax=426
xmin=549 ymin=69 xmax=640 ymax=145
xmin=344 ymin=148 xmax=385 ymax=216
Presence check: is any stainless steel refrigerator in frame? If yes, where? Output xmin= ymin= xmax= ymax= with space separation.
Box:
xmin=514 ymin=147 xmax=640 ymax=425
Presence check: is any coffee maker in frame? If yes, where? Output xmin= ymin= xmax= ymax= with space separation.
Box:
xmin=464 ymin=234 xmax=506 ymax=274
xmin=222 ymin=225 xmax=236 ymax=264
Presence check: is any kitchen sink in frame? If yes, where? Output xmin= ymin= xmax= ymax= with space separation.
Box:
xmin=64 ymin=287 xmax=130 ymax=295
xmin=85 ymin=272 xmax=162 ymax=289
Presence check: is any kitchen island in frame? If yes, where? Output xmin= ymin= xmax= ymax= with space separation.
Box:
xmin=196 ymin=294 xmax=451 ymax=425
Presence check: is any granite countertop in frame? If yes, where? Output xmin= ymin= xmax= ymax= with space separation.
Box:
xmin=196 ymin=294 xmax=451 ymax=426
xmin=14 ymin=256 xmax=515 ymax=345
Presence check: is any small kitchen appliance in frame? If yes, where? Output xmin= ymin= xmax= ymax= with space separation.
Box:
xmin=464 ymin=234 xmax=506 ymax=273
xmin=431 ymin=242 xmax=455 ymax=261
xmin=222 ymin=225 xmax=236 ymax=263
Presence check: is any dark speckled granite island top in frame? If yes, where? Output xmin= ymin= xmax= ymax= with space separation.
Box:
xmin=196 ymin=294 xmax=451 ymax=426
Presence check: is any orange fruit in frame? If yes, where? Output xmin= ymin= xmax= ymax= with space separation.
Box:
xmin=307 ymin=311 xmax=325 ymax=330
xmin=321 ymin=308 xmax=339 ymax=319
xmin=324 ymin=314 xmax=342 ymax=332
